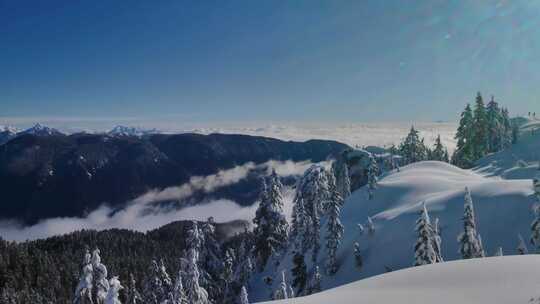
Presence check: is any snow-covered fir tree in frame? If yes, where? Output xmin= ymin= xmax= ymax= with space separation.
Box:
xmin=433 ymin=217 xmax=444 ymax=263
xmin=458 ymin=188 xmax=485 ymax=259
xmin=530 ymin=205 xmax=540 ymax=253
xmin=366 ymin=216 xmax=375 ymax=235
xmin=92 ymin=249 xmax=110 ymax=304
xmin=486 ymin=96 xmax=503 ymax=153
xmin=272 ymin=271 xmax=290 ymax=300
xmin=74 ymin=249 xmax=94 ymax=304
xmin=235 ymin=240 xmax=254 ymax=290
xmin=493 ymin=247 xmax=503 ymax=257
xmin=222 ymin=248 xmax=235 ymax=301
xmin=252 ymin=171 xmax=289 ymax=270
xmin=414 ymin=203 xmax=437 ymax=266
xmin=143 ymin=260 xmax=165 ymax=304
xmin=239 ymin=286 xmax=249 ymax=304
xmin=332 ymin=159 xmax=351 ymax=199
xmin=399 ymin=126 xmax=428 ymax=164
xmin=472 ymin=92 xmax=489 ymax=159
xmin=367 ymin=156 xmax=378 ymax=200
xmin=325 ymin=187 xmax=344 ymax=275
xmin=125 ymin=274 xmax=142 ymax=304
xmin=357 ymin=223 xmax=364 ymax=235
xmin=429 ymin=135 xmax=449 ymax=162
xmin=353 ymin=242 xmax=362 ymax=270
xmin=291 ymin=251 xmax=308 ymax=296
xmin=169 ymin=275 xmax=186 ymax=304
xmin=307 ymin=266 xmax=322 ymax=295
xmin=182 ymin=248 xmax=209 ymax=304
xmin=452 ymin=103 xmax=475 ymax=168
xmin=517 ymin=234 xmax=528 ymax=255
xmin=104 ymin=277 xmax=122 ymax=304
xmin=199 ymin=217 xmax=224 ymax=301
xmin=291 ymin=165 xmax=332 ymax=263
xmin=158 ymin=259 xmax=173 ymax=296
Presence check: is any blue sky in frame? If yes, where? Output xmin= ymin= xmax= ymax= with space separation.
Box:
xmin=1 ymin=0 xmax=540 ymax=123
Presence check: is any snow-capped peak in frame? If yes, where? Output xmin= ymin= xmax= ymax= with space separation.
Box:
xmin=0 ymin=125 xmax=19 ymax=135
xmin=21 ymin=123 xmax=63 ymax=136
xmin=107 ymin=125 xmax=158 ymax=137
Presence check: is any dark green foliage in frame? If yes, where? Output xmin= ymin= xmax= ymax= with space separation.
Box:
xmin=0 ymin=220 xmax=246 ymax=304
xmin=291 ymin=252 xmax=307 ymax=296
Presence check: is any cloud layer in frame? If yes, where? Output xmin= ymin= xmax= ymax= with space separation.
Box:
xmin=0 ymin=160 xmax=313 ymax=241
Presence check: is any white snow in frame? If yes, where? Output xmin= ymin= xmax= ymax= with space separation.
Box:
xmin=260 ymin=255 xmax=540 ymax=304
xmin=249 ymin=161 xmax=536 ymax=302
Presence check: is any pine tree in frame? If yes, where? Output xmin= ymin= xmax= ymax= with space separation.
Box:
xmin=158 ymin=259 xmax=173 ymax=297
xmin=199 ymin=217 xmax=223 ymax=301
xmin=252 ymin=171 xmax=289 ymax=270
xmin=235 ymin=241 xmax=254 ymax=290
xmin=292 ymin=165 xmax=332 ymax=263
xmin=183 ymin=249 xmax=209 ymax=304
xmin=239 ymin=286 xmax=249 ymax=304
xmin=414 ymin=203 xmax=437 ymax=266
xmin=353 ymin=242 xmax=362 ymax=270
xmin=325 ymin=188 xmax=344 ymax=275
xmin=169 ymin=275 xmax=186 ymax=304
xmin=143 ymin=260 xmax=164 ymax=304
xmin=291 ymin=252 xmax=308 ymax=296
xmin=332 ymin=159 xmax=351 ymax=199
xmin=74 ymin=249 xmax=94 ymax=304
xmin=366 ymin=216 xmax=375 ymax=235
xmin=432 ymin=217 xmax=444 ymax=263
xmin=452 ymin=104 xmax=475 ymax=168
xmin=399 ymin=126 xmax=428 ymax=164
xmin=125 ymin=274 xmax=142 ymax=304
xmin=486 ymin=96 xmax=503 ymax=153
xmin=493 ymin=247 xmax=503 ymax=257
xmin=104 ymin=277 xmax=122 ymax=304
xmin=530 ymin=205 xmax=540 ymax=253
xmin=458 ymin=188 xmax=485 ymax=259
xmin=430 ymin=135 xmax=449 ymax=162
xmin=92 ymin=249 xmax=109 ymax=304
xmin=272 ymin=271 xmax=289 ymax=300
xmin=307 ymin=266 xmax=322 ymax=295
xmin=500 ymin=107 xmax=513 ymax=148
xmin=367 ymin=156 xmax=378 ymax=200
xmin=517 ymin=234 xmax=528 ymax=255
xmin=472 ymin=92 xmax=489 ymax=159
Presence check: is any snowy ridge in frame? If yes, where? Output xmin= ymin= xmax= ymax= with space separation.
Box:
xmin=260 ymin=255 xmax=540 ymax=304
xmin=250 ymin=161 xmax=535 ymax=302
xmin=18 ymin=123 xmax=63 ymax=136
xmin=107 ymin=125 xmax=158 ymax=137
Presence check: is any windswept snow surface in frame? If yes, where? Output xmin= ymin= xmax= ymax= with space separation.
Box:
xmin=261 ymin=255 xmax=540 ymax=304
xmin=250 ymin=161 xmax=536 ymax=302
xmin=475 ymin=116 xmax=540 ymax=179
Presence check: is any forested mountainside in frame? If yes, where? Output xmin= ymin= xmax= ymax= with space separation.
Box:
xmin=0 ymin=132 xmax=348 ymax=224
xmin=0 ymin=219 xmax=247 ymax=304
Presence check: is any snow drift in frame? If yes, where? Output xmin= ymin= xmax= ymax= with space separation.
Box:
xmin=250 ymin=160 xmax=536 ymax=301
xmin=260 ymin=255 xmax=540 ymax=304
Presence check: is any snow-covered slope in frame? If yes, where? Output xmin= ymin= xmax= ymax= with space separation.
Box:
xmin=250 ymin=161 xmax=536 ymax=302
xmin=107 ymin=125 xmax=158 ymax=137
xmin=475 ymin=116 xmax=540 ymax=179
xmin=261 ymin=255 xmax=540 ymax=304
xmin=18 ymin=123 xmax=63 ymax=136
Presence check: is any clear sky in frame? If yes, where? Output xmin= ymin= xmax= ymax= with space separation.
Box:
xmin=1 ymin=0 xmax=540 ymax=123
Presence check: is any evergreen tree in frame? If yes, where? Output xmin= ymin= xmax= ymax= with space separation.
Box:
xmin=472 ymin=92 xmax=489 ymax=159
xmin=517 ymin=234 xmax=528 ymax=255
xmin=366 ymin=216 xmax=375 ymax=235
xmin=530 ymin=206 xmax=540 ymax=253
xmin=458 ymin=188 xmax=485 ymax=259
xmin=199 ymin=217 xmax=224 ymax=301
xmin=493 ymin=247 xmax=503 ymax=257
xmin=332 ymin=159 xmax=351 ymax=199
xmin=500 ymin=107 xmax=513 ymax=148
xmin=143 ymin=260 xmax=165 ymax=304
xmin=125 ymin=274 xmax=142 ymax=304
xmin=183 ymin=249 xmax=209 ymax=304
xmin=430 ymin=135 xmax=449 ymax=162
xmin=272 ymin=271 xmax=289 ymax=300
xmin=239 ymin=286 xmax=249 ymax=304
xmin=307 ymin=266 xmax=322 ymax=295
xmin=414 ymin=203 xmax=437 ymax=266
xmin=452 ymin=104 xmax=475 ymax=168
xmin=169 ymin=275 xmax=186 ymax=304
xmin=158 ymin=259 xmax=173 ymax=296
xmin=252 ymin=171 xmax=289 ymax=270
xmin=486 ymin=96 xmax=503 ymax=153
xmin=73 ymin=249 xmax=94 ymax=304
xmin=291 ymin=252 xmax=308 ymax=296
xmin=325 ymin=188 xmax=344 ymax=275
xmin=432 ymin=217 xmax=444 ymax=263
xmin=291 ymin=165 xmax=332 ymax=263
xmin=353 ymin=242 xmax=362 ymax=270
xmin=399 ymin=126 xmax=428 ymax=164
xmin=92 ymin=249 xmax=109 ymax=304
xmin=104 ymin=277 xmax=122 ymax=304
xmin=367 ymin=156 xmax=378 ymax=200
xmin=235 ymin=241 xmax=254 ymax=290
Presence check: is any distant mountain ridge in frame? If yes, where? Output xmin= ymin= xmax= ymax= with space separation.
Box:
xmin=0 ymin=130 xmax=349 ymax=224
